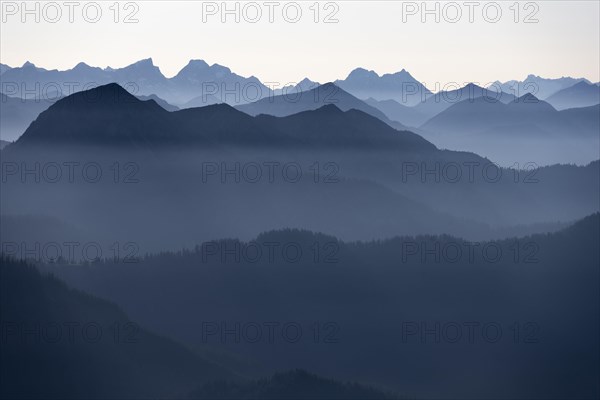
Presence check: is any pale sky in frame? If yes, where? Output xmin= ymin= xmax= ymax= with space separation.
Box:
xmin=1 ymin=1 xmax=599 ymax=86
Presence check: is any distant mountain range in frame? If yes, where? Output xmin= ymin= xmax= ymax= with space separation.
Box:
xmin=235 ymin=83 xmax=409 ymax=131
xmin=417 ymin=92 xmax=600 ymax=166
xmin=0 ymin=59 xmax=269 ymax=106
xmin=363 ymin=97 xmax=428 ymax=128
xmin=1 ymin=60 xmax=598 ymax=140
xmin=491 ymin=74 xmax=592 ymax=100
xmin=2 ymin=60 xmax=596 ymax=111
xmin=421 ymin=93 xmax=599 ymax=138
xmin=412 ymin=83 xmax=517 ymax=122
xmin=5 ymin=83 xmax=598 ymax=242
xmin=137 ymin=94 xmax=180 ymax=111
xmin=0 ymin=63 xmax=11 ymax=75
xmin=334 ymin=68 xmax=431 ymax=106
xmin=0 ymin=92 xmax=56 ymax=142
xmin=545 ymin=81 xmax=600 ymax=110
xmin=168 ymin=59 xmax=270 ymax=105
xmin=275 ymin=78 xmax=320 ymax=95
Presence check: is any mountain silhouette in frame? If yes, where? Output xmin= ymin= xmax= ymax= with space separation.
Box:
xmin=365 ymin=97 xmax=429 ymax=127
xmin=334 ymin=67 xmax=431 ymax=106
xmin=274 ymin=78 xmax=320 ymax=96
xmin=0 ymin=90 xmax=177 ymax=142
xmin=0 ymin=63 xmax=11 ymax=75
xmin=180 ymin=93 xmax=222 ymax=108
xmin=413 ymin=83 xmax=516 ymax=121
xmin=45 ymin=214 xmax=599 ymax=399
xmin=545 ymin=81 xmax=600 ymax=110
xmin=0 ymin=256 xmax=234 ymax=399
xmin=170 ymin=59 xmax=270 ymax=105
xmin=0 ymin=92 xmax=57 ymax=141
xmin=255 ymin=104 xmax=435 ymax=150
xmin=190 ymin=369 xmax=395 ymax=399
xmin=0 ymin=59 xmax=267 ymax=106
xmin=13 ymin=83 xmax=432 ymax=151
xmin=494 ymin=74 xmax=591 ymax=100
xmin=420 ymin=92 xmax=598 ymax=138
xmin=236 ymin=83 xmax=409 ymax=131
xmin=137 ymin=93 xmax=180 ymax=111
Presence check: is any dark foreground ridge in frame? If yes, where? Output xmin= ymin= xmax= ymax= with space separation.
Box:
xmin=13 ymin=83 xmax=435 ymax=152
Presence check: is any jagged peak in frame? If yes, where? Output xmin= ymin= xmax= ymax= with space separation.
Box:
xmin=132 ymin=58 xmax=155 ymax=66
xmin=346 ymin=67 xmax=379 ymax=80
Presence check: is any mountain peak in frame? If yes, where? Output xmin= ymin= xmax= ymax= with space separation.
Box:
xmin=120 ymin=58 xmax=157 ymax=71
xmin=73 ymin=61 xmax=92 ymax=70
xmin=209 ymin=63 xmax=232 ymax=74
xmin=298 ymin=77 xmax=315 ymax=85
xmin=314 ymin=104 xmax=343 ymax=114
xmin=462 ymin=82 xmax=484 ymax=90
xmin=22 ymin=61 xmax=36 ymax=68
xmin=175 ymin=60 xmax=211 ymax=78
xmin=509 ymin=92 xmax=556 ymax=111
xmin=514 ymin=92 xmax=540 ymax=103
xmin=133 ymin=58 xmax=154 ymax=66
xmin=347 ymin=68 xmax=379 ymax=80
xmin=571 ymin=81 xmax=594 ymax=89
xmin=186 ymin=59 xmax=209 ymax=69
xmin=56 ymin=83 xmax=140 ymax=108
xmin=390 ymin=68 xmax=411 ymax=77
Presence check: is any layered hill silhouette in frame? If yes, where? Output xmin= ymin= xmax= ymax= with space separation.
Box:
xmin=0 ymin=62 xmax=11 ymax=74
xmin=7 ymin=83 xmax=598 ymax=234
xmin=236 ymin=83 xmax=409 ymax=131
xmin=413 ymin=83 xmax=517 ymax=121
xmin=275 ymin=78 xmax=320 ymax=95
xmin=0 ymin=256 xmax=235 ymax=399
xmin=334 ymin=67 xmax=431 ymax=106
xmin=190 ymin=370 xmax=395 ymax=399
xmin=1 ymin=92 xmax=56 ymax=141
xmin=545 ymin=81 xmax=600 ymax=110
xmin=420 ymin=93 xmax=599 ymax=138
xmin=14 ymin=83 xmax=427 ymax=150
xmin=169 ymin=59 xmax=269 ymax=105
xmin=493 ymin=74 xmax=591 ymax=100
xmin=137 ymin=93 xmax=180 ymax=111
xmin=1 ymin=256 xmax=400 ymax=399
xmin=46 ymin=214 xmax=600 ymax=399
xmin=365 ymin=97 xmax=429 ymax=127
xmin=0 ymin=90 xmax=181 ymax=141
